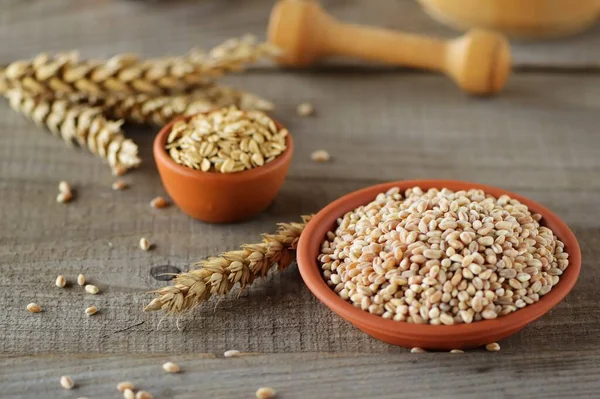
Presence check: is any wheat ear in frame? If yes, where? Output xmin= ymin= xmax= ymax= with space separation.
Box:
xmin=5 ymin=89 xmax=140 ymax=174
xmin=86 ymin=85 xmax=274 ymax=126
xmin=145 ymin=215 xmax=312 ymax=314
xmin=3 ymin=36 xmax=278 ymax=97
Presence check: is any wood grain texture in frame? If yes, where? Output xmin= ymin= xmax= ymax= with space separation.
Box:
xmin=0 ymin=0 xmax=598 ymax=68
xmin=1 ymin=72 xmax=599 ymax=357
xmin=2 ymin=351 xmax=600 ymax=399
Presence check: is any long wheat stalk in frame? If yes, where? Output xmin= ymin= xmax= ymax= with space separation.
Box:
xmin=86 ymin=85 xmax=274 ymax=126
xmin=2 ymin=36 xmax=278 ymax=97
xmin=145 ymin=215 xmax=312 ymax=314
xmin=5 ymin=89 xmax=140 ymax=174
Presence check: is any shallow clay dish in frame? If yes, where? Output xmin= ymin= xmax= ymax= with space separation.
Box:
xmin=297 ymin=180 xmax=581 ymax=350
xmin=154 ymin=113 xmax=293 ymax=223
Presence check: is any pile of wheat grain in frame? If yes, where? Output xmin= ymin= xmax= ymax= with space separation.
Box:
xmin=319 ymin=187 xmax=569 ymax=325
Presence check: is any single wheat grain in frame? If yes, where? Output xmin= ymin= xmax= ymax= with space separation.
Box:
xmin=57 ymin=191 xmax=73 ymax=203
xmin=117 ymin=381 xmax=135 ymax=392
xmin=150 ymin=196 xmax=169 ymax=209
xmin=55 ymin=275 xmax=66 ymax=288
xmin=58 ymin=181 xmax=71 ymax=194
xmin=297 ymin=102 xmax=314 ymax=116
xmin=27 ymin=303 xmax=41 ymax=313
xmin=60 ymin=376 xmax=74 ymax=390
xmin=410 ymin=347 xmax=426 ymax=353
xmin=85 ymin=284 xmax=99 ymax=294
xmin=224 ymin=350 xmax=241 ymax=358
xmin=85 ymin=305 xmax=98 ymax=316
xmin=139 ymin=237 xmax=151 ymax=251
xmin=77 ymin=274 xmax=85 ymax=286
xmin=311 ymin=149 xmax=330 ymax=163
xmin=486 ymin=342 xmax=501 ymax=352
xmin=123 ymin=389 xmax=135 ymax=399
xmin=135 ymin=391 xmax=153 ymax=399
xmin=162 ymin=361 xmax=180 ymax=373
xmin=255 ymin=387 xmax=276 ymax=399
xmin=112 ymin=180 xmax=128 ymax=190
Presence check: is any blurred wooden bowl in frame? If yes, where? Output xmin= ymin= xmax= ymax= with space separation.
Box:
xmin=419 ymin=0 xmax=600 ymax=39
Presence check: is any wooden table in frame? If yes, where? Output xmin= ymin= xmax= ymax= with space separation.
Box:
xmin=1 ymin=1 xmax=599 ymax=398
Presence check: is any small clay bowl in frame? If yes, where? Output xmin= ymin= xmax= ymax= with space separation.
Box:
xmin=153 ymin=113 xmax=293 ymax=223
xmin=297 ymin=180 xmax=581 ymax=350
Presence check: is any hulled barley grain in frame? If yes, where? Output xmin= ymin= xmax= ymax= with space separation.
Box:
xmin=319 ymin=187 xmax=568 ymax=326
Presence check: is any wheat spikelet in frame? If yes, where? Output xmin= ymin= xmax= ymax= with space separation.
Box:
xmin=5 ymin=89 xmax=140 ymax=174
xmin=86 ymin=85 xmax=274 ymax=126
xmin=3 ymin=36 xmax=278 ymax=97
xmin=145 ymin=215 xmax=312 ymax=314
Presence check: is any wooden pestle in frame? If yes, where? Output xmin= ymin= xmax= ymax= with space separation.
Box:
xmin=268 ymin=0 xmax=511 ymax=95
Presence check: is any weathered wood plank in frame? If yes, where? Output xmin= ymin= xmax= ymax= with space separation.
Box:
xmin=0 ymin=73 xmax=599 ymax=357
xmin=0 ymin=0 xmax=598 ymax=67
xmin=1 ymin=352 xmax=600 ymax=399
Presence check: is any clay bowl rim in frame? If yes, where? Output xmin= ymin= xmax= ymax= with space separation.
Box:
xmin=297 ymin=179 xmax=581 ymax=339
xmin=153 ymin=113 xmax=294 ymax=183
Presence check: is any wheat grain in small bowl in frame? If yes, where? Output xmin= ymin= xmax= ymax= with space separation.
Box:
xmin=297 ymin=180 xmax=580 ymax=350
xmin=154 ymin=106 xmax=293 ymax=223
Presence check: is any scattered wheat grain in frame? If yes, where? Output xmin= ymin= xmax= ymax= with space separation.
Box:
xmin=150 ymin=196 xmax=169 ymax=209
xmin=27 ymin=303 xmax=41 ymax=313
xmin=117 ymin=381 xmax=135 ymax=392
xmin=135 ymin=391 xmax=153 ymax=399
xmin=486 ymin=342 xmax=501 ymax=352
xmin=162 ymin=361 xmax=180 ymax=373
xmin=77 ymin=274 xmax=86 ymax=286
xmin=85 ymin=284 xmax=99 ymax=295
xmin=311 ymin=149 xmax=330 ymax=163
xmin=224 ymin=350 xmax=241 ymax=358
xmin=112 ymin=180 xmax=128 ymax=190
xmin=297 ymin=102 xmax=314 ymax=117
xmin=450 ymin=349 xmax=464 ymax=353
xmin=55 ymin=275 xmax=66 ymax=288
xmin=255 ymin=387 xmax=276 ymax=399
xmin=139 ymin=237 xmax=151 ymax=251
xmin=60 ymin=376 xmax=74 ymax=390
xmin=85 ymin=305 xmax=98 ymax=316
xmin=410 ymin=347 xmax=426 ymax=353
xmin=58 ymin=181 xmax=71 ymax=194
xmin=123 ymin=388 xmax=135 ymax=399
xmin=56 ymin=191 xmax=73 ymax=203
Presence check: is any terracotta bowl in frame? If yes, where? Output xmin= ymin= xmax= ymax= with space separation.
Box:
xmin=153 ymin=114 xmax=293 ymax=223
xmin=297 ymin=180 xmax=581 ymax=350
